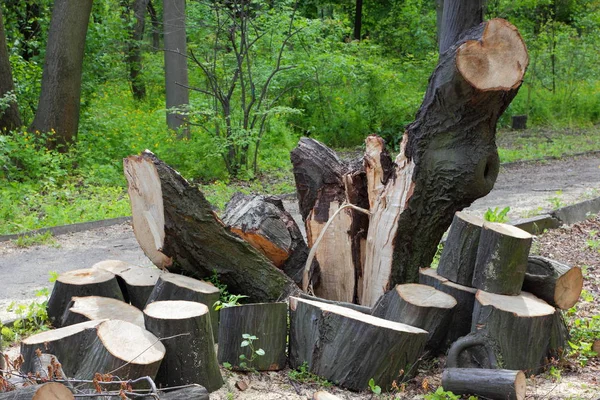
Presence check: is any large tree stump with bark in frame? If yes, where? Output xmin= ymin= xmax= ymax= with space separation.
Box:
xmin=472 ymin=290 xmax=555 ymax=373
xmin=222 ymin=193 xmax=310 ymax=284
xmin=0 ymin=383 xmax=74 ymax=400
xmin=289 ymin=296 xmax=427 ymax=391
xmin=146 ymin=272 xmax=220 ymax=341
xmin=47 ymin=269 xmax=124 ymax=327
xmin=371 ymin=284 xmax=456 ymax=354
xmin=124 ymin=151 xmax=298 ymax=302
xmin=60 ymin=296 xmax=145 ymax=328
xmin=472 ymin=223 xmax=532 ymax=295
xmin=217 ymin=302 xmax=287 ymax=371
xmin=442 ymin=368 xmax=526 ymax=400
xmin=437 ymin=212 xmax=484 ymax=285
xmin=522 ymin=256 xmax=583 ymax=310
xmin=446 ymin=331 xmax=500 ymax=369
xmin=143 ymin=300 xmax=222 ymax=392
xmin=92 ymin=260 xmax=161 ymax=309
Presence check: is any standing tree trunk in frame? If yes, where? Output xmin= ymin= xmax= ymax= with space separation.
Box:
xmin=0 ymin=7 xmax=22 ymax=132
xmin=353 ymin=0 xmax=363 ymax=41
xmin=439 ymin=0 xmax=484 ymax=54
xmin=124 ymin=0 xmax=150 ymax=100
xmin=147 ymin=0 xmax=161 ymax=50
xmin=29 ymin=0 xmax=93 ymax=150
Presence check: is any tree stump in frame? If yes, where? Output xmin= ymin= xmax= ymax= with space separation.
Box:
xmin=29 ymin=354 xmax=68 ymax=382
xmin=60 ymin=296 xmax=145 ymax=328
xmin=446 ymin=332 xmax=500 ymax=369
xmin=371 ymin=284 xmax=456 ymax=354
xmin=437 ymin=212 xmax=484 ymax=285
xmin=289 ymin=297 xmax=428 ymax=391
xmin=0 ymin=383 xmax=74 ymax=400
xmin=472 ymin=290 xmax=555 ymax=373
xmin=143 ymin=300 xmax=222 ymax=392
xmin=146 ymin=272 xmax=220 ymax=341
xmin=442 ymin=368 xmax=526 ymax=400
xmin=548 ymin=309 xmax=569 ymax=358
xmin=92 ymin=260 xmax=162 ymax=309
xmin=217 ymin=302 xmax=287 ymax=371
xmin=522 ymin=256 xmax=583 ymax=310
xmin=47 ymin=268 xmax=124 ymax=327
xmin=472 ymin=222 xmax=532 ymax=295
xmin=75 ymin=320 xmax=165 ymax=381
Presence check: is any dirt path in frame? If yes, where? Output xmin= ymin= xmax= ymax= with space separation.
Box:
xmin=0 ymin=153 xmax=599 ymax=322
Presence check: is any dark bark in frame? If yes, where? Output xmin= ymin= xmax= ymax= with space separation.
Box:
xmin=472 ymin=222 xmax=532 ymax=295
xmin=156 ymin=385 xmax=209 ymax=400
xmin=353 ymin=0 xmax=363 ymax=40
xmin=298 ymin=293 xmax=372 ymax=315
xmin=446 ymin=332 xmax=500 ymax=369
xmin=289 ymin=296 xmax=427 ymax=391
xmin=29 ymin=0 xmax=93 ymax=149
xmin=143 ymin=301 xmax=222 ymax=392
xmin=439 ymin=0 xmax=484 ymax=54
xmin=60 ymin=296 xmax=145 ymax=328
xmin=0 ymin=7 xmax=22 ymax=132
xmin=125 ymin=0 xmax=150 ymax=100
xmin=511 ymin=115 xmax=528 ymax=130
xmin=217 ymin=303 xmax=287 ymax=371
xmin=523 ymin=256 xmax=583 ymax=310
xmin=123 ymin=151 xmax=299 ymax=303
xmin=548 ymin=309 xmax=569 ymax=359
xmin=442 ymin=368 xmax=526 ymax=400
xmin=0 ymin=383 xmax=74 ymax=400
xmin=147 ymin=1 xmax=161 ymax=50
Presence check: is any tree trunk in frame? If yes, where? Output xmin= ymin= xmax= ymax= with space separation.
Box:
xmin=439 ymin=0 xmax=484 ymax=54
xmin=289 ymin=296 xmax=428 ymax=391
xmin=442 ymin=368 xmax=526 ymax=400
xmin=126 ymin=0 xmax=149 ymax=100
xmin=123 ymin=150 xmax=299 ymax=303
xmin=147 ymin=0 xmax=161 ymax=50
xmin=217 ymin=302 xmax=287 ymax=371
xmin=522 ymin=256 xmax=583 ymax=310
xmin=0 ymin=383 xmax=74 ymax=400
xmin=29 ymin=0 xmax=93 ymax=150
xmin=353 ymin=0 xmax=363 ymax=41
xmin=446 ymin=331 xmax=500 ymax=369
xmin=60 ymin=296 xmax=145 ymax=328
xmin=0 ymin=7 xmax=22 ymax=132
xmin=143 ymin=301 xmax=222 ymax=392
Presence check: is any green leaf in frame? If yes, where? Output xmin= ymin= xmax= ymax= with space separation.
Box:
xmin=255 ymin=348 xmax=265 ymax=356
xmin=241 ymin=340 xmax=250 ymax=347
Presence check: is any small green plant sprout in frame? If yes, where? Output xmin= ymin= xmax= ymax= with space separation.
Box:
xmin=548 ymin=190 xmax=565 ymax=209
xmin=213 ymin=294 xmax=248 ymax=311
xmin=484 ymin=206 xmax=510 ymax=223
xmin=238 ymin=333 xmax=264 ymax=371
xmin=368 ymin=378 xmax=382 ymax=395
xmin=288 ymin=361 xmax=332 ymax=387
xmin=430 ymin=242 xmax=444 ymax=269
xmin=586 ymin=230 xmax=599 ymax=252
xmin=424 ymin=387 xmax=477 ymax=400
xmin=13 ymin=231 xmax=59 ymax=248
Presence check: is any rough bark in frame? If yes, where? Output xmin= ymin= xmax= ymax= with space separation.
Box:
xmin=147 ymin=0 xmax=160 ymax=50
xmin=123 ymin=150 xmax=299 ymax=303
xmin=439 ymin=0 xmax=484 ymax=54
xmin=157 ymin=385 xmax=209 ymax=400
xmin=29 ymin=0 xmax=93 ymax=149
xmin=522 ymin=256 xmax=583 ymax=310
xmin=143 ymin=301 xmax=222 ymax=392
xmin=472 ymin=290 xmax=555 ymax=373
xmin=29 ymin=354 xmax=68 ymax=382
xmin=472 ymin=222 xmax=532 ymax=295
xmin=446 ymin=331 xmax=500 ymax=369
xmin=442 ymin=368 xmax=526 ymax=400
xmin=437 ymin=212 xmax=484 ymax=285
xmin=60 ymin=296 xmax=145 ymax=328
xmin=126 ymin=0 xmax=149 ymax=100
xmin=0 ymin=383 xmax=74 ymax=400
xmin=548 ymin=309 xmax=569 ymax=359
xmin=371 ymin=284 xmax=456 ymax=354
xmin=47 ymin=269 xmax=124 ymax=327
xmin=217 ymin=303 xmax=287 ymax=371
xmin=0 ymin=7 xmax=21 ymax=132
xmin=289 ymin=296 xmax=428 ymax=391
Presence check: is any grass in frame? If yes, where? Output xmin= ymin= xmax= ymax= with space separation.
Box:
xmin=12 ymin=231 xmax=59 ymax=248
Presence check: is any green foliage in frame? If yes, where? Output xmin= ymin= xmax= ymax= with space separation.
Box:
xmin=548 ymin=190 xmax=565 ymax=209
xmin=213 ymin=294 xmax=249 ymax=311
xmin=585 ymin=230 xmax=599 ymax=252
xmin=288 ymin=361 xmax=332 ymax=387
xmin=484 ymin=206 xmax=511 ymax=223
xmin=430 ymin=242 xmax=444 ymax=269
xmin=424 ymin=387 xmax=477 ymax=400
xmin=12 ymin=231 xmax=58 ymax=248
xmin=238 ymin=333 xmax=265 ymax=371
xmin=368 ymin=378 xmax=382 ymax=395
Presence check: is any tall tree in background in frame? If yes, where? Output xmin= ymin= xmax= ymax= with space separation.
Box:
xmin=353 ymin=0 xmax=363 ymax=40
xmin=122 ymin=0 xmax=150 ymax=100
xmin=438 ymin=0 xmax=484 ymax=53
xmin=29 ymin=0 xmax=93 ymax=149
xmin=0 ymin=7 xmax=22 ymax=132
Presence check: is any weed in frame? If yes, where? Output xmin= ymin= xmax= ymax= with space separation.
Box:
xmin=520 ymin=206 xmax=544 ymax=218
xmin=484 ymin=206 xmax=511 ymax=223
xmin=368 ymin=378 xmax=382 ymax=395
xmin=238 ymin=333 xmax=265 ymax=371
xmin=548 ymin=190 xmax=565 ymax=209
xmin=424 ymin=387 xmax=477 ymax=400
xmin=12 ymin=231 xmax=59 ymax=248
xmin=585 ymin=230 xmax=599 ymax=252
xmin=430 ymin=242 xmax=444 ymax=269
xmin=213 ymin=294 xmax=248 ymax=311
xmin=288 ymin=361 xmax=332 ymax=387
xmin=547 ymin=365 xmax=562 ymax=382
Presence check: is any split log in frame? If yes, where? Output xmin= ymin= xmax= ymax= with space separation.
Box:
xmin=437 ymin=212 xmax=484 ymax=285
xmin=442 ymin=368 xmax=526 ymax=400
xmin=371 ymin=284 xmax=456 ymax=354
xmin=21 ymin=320 xmax=104 ymax=376
xmin=419 ymin=268 xmax=477 ymax=345
xmin=47 ymin=269 xmax=124 ymax=327
xmin=472 ymin=290 xmax=555 ymax=373
xmin=472 ymin=222 xmax=532 ymax=295
xmin=74 ymin=320 xmax=165 ymax=381
xmin=143 ymin=300 xmax=222 ymax=392
xmin=222 ymin=193 xmax=310 ymax=284
xmin=522 ymin=256 xmax=583 ymax=310
xmin=146 ymin=272 xmax=220 ymax=341
xmin=124 ymin=150 xmax=299 ymax=302
xmin=92 ymin=260 xmax=162 ymax=309
xmin=217 ymin=302 xmax=287 ymax=371
xmin=0 ymin=383 xmax=73 ymax=400
xmin=289 ymin=296 xmax=428 ymax=391
xmin=60 ymin=296 xmax=145 ymax=328
xmin=446 ymin=332 xmax=500 ymax=369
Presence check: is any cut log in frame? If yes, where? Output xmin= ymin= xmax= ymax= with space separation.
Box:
xmin=522 ymin=256 xmax=583 ymax=310
xmin=0 ymin=383 xmax=74 ymax=400
xmin=21 ymin=320 xmax=104 ymax=377
xmin=472 ymin=222 xmax=532 ymax=295
xmin=442 ymin=368 xmax=526 ymax=400
xmin=60 ymin=296 xmax=144 ymax=328
xmin=157 ymin=385 xmax=209 ymax=400
xmin=437 ymin=212 xmax=484 ymax=285
xmin=47 ymin=269 xmax=124 ymax=327
xmin=124 ymin=150 xmax=298 ymax=302
xmin=92 ymin=260 xmax=162 ymax=309
xmin=217 ymin=302 xmax=287 ymax=371
xmin=30 ymin=354 xmax=68 ymax=381
xmin=143 ymin=300 xmax=222 ymax=392
xmin=548 ymin=309 xmax=569 ymax=358
xmin=74 ymin=320 xmax=165 ymax=381
xmin=446 ymin=332 xmax=500 ymax=369
xmin=419 ymin=268 xmax=477 ymax=345
xmin=298 ymin=293 xmax=371 ymax=315
xmin=289 ymin=296 xmax=428 ymax=391
xmin=146 ymin=272 xmax=220 ymax=341
xmin=472 ymin=290 xmax=555 ymax=373
xmin=222 ymin=193 xmax=310 ymax=284
xmin=371 ymin=284 xmax=456 ymax=354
